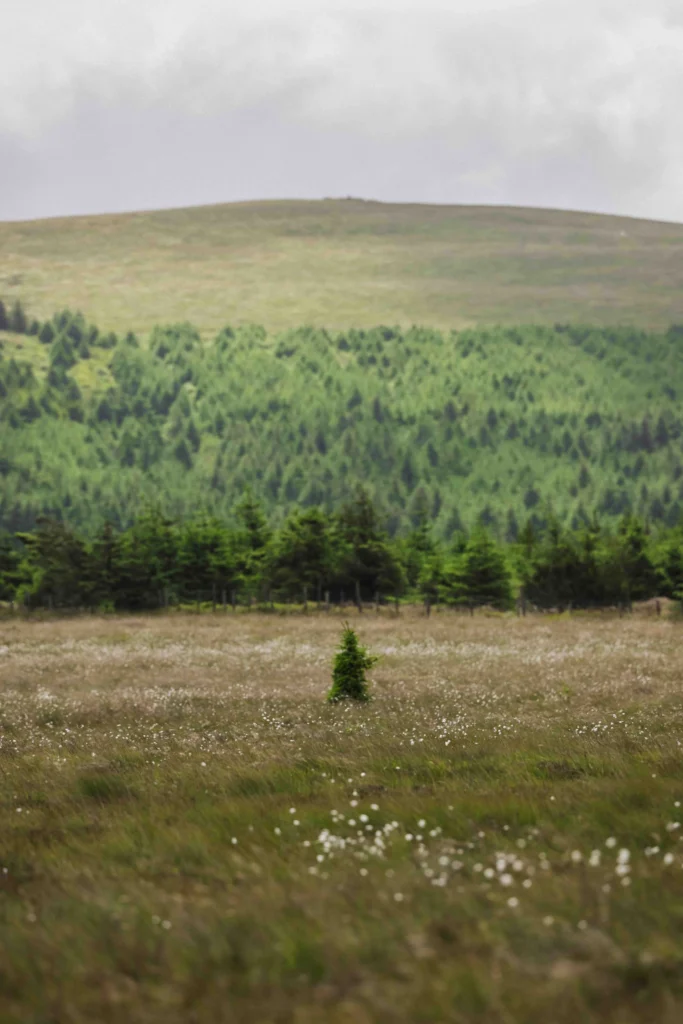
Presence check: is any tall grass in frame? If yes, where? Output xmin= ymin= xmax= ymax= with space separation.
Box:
xmin=1 ymin=610 xmax=682 ymax=1021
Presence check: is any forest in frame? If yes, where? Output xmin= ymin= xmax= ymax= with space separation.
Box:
xmin=1 ymin=297 xmax=683 ymax=541
xmin=0 ymin=488 xmax=681 ymax=612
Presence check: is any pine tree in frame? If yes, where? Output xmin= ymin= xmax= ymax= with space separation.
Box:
xmin=89 ymin=522 xmax=121 ymax=608
xmin=446 ymin=528 xmax=513 ymax=611
xmin=186 ymin=417 xmax=201 ymax=452
xmin=0 ymin=532 xmax=22 ymax=599
xmin=336 ymin=486 xmax=404 ymax=599
xmin=173 ymin=438 xmax=193 ymax=469
xmin=402 ymin=488 xmax=435 ymax=588
xmin=19 ymin=395 xmax=41 ymax=423
xmin=177 ymin=515 xmax=238 ymax=602
xmin=657 ymin=540 xmax=683 ymax=599
xmin=236 ymin=489 xmax=271 ymax=553
xmin=116 ymin=510 xmax=178 ymax=609
xmin=235 ymin=490 xmax=272 ymax=594
xmin=7 ymin=299 xmax=26 ymax=331
xmin=50 ymin=335 xmax=77 ymax=370
xmin=15 ymin=518 xmax=89 ymax=608
xmin=9 ymin=299 xmax=27 ymax=334
xmin=328 ymin=624 xmax=377 ymax=703
xmin=616 ymin=514 xmax=659 ymax=602
xmin=525 ymin=517 xmax=581 ymax=610
xmin=39 ymin=321 xmax=55 ymax=345
xmin=269 ymin=507 xmax=333 ymax=598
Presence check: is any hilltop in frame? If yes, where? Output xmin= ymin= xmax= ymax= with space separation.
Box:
xmin=2 ymin=199 xmax=683 ymax=335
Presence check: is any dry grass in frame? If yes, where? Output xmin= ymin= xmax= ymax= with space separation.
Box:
xmin=1 ymin=608 xmax=683 ymax=1023
xmin=2 ymin=200 xmax=683 ymax=336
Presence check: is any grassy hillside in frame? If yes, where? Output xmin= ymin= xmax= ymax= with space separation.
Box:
xmin=2 ymin=200 xmax=683 ymax=335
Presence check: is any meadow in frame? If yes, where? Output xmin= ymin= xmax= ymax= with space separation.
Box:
xmin=3 ymin=200 xmax=683 ymax=335
xmin=1 ymin=608 xmax=683 ymax=1022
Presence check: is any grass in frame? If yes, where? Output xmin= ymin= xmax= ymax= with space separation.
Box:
xmin=0 ymin=328 xmax=115 ymax=396
xmin=1 ymin=609 xmax=683 ymax=1021
xmin=2 ymin=199 xmax=683 ymax=336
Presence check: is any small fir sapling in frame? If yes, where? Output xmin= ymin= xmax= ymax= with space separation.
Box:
xmin=328 ymin=623 xmax=377 ymax=703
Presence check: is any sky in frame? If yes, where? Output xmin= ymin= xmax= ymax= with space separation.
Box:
xmin=1 ymin=0 xmax=682 ymax=223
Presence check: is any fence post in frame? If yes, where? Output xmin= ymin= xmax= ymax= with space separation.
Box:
xmin=375 ymin=591 xmax=380 ymax=613
xmin=355 ymin=581 xmax=362 ymax=613
xmin=303 ymin=585 xmax=308 ymax=614
xmin=325 ymin=590 xmax=330 ymax=613
xmin=425 ymin=595 xmax=431 ymax=617
xmin=395 ymin=594 xmax=399 ymax=616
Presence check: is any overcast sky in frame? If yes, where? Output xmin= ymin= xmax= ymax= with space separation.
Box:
xmin=2 ymin=0 xmax=682 ymax=223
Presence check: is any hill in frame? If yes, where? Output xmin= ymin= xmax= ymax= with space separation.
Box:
xmin=1 ymin=308 xmax=682 ymax=535
xmin=2 ymin=200 xmax=683 ymax=334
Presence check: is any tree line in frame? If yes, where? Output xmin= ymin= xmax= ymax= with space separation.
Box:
xmin=1 ymin=489 xmax=681 ymax=613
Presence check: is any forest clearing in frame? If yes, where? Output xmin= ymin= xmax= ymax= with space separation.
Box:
xmin=1 ymin=609 xmax=682 ymax=1022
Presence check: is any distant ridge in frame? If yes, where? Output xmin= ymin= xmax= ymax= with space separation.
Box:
xmin=1 ymin=199 xmax=683 ymax=335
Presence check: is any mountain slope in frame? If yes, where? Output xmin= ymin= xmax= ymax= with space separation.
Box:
xmin=2 ymin=200 xmax=683 ymax=335
xmin=1 ymin=314 xmax=682 ymax=534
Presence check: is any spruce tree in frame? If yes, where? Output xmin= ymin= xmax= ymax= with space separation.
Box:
xmin=447 ymin=528 xmax=513 ymax=611
xmin=9 ymin=299 xmax=27 ymax=334
xmin=657 ymin=540 xmax=683 ymax=600
xmin=0 ymin=533 xmax=22 ymax=600
xmin=328 ymin=624 xmax=377 ymax=703
xmin=50 ymin=335 xmax=77 ymax=370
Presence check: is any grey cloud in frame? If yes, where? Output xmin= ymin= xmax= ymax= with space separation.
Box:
xmin=1 ymin=0 xmax=682 ymax=221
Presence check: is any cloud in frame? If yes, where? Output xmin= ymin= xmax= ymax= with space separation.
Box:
xmin=1 ymin=0 xmax=682 ymax=220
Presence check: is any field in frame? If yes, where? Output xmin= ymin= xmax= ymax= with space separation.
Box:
xmin=1 ymin=609 xmax=683 ymax=1022
xmin=3 ymin=200 xmax=683 ymax=335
